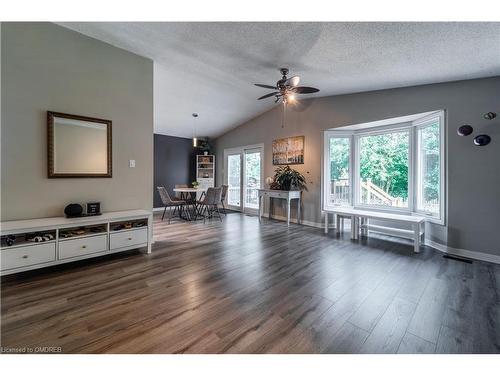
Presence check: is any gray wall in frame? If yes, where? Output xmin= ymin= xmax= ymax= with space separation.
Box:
xmin=154 ymin=134 xmax=196 ymax=208
xmin=215 ymin=77 xmax=500 ymax=256
xmin=1 ymin=22 xmax=154 ymax=220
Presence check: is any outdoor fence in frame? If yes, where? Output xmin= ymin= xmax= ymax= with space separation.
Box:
xmin=330 ymin=179 xmax=438 ymax=212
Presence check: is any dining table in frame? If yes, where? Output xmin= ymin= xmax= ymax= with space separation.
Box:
xmin=172 ymin=187 xmax=207 ymax=221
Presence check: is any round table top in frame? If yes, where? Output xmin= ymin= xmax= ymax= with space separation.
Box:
xmin=173 ymin=187 xmax=207 ymax=192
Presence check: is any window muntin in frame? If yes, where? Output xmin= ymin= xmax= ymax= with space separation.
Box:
xmin=328 ymin=136 xmax=351 ymax=206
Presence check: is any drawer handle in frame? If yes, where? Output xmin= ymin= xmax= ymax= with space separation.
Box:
xmin=128 ymin=237 xmax=132 ymax=240
xmin=82 ymin=245 xmax=87 ymax=249
xmin=22 ymin=255 xmax=28 ymax=259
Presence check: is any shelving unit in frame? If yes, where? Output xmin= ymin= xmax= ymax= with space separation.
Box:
xmin=0 ymin=209 xmax=152 ymax=275
xmin=196 ymin=155 xmax=215 ymax=196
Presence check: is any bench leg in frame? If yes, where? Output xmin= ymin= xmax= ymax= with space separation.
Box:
xmin=355 ymin=217 xmax=360 ymax=240
xmin=413 ymin=223 xmax=421 ymax=253
xmin=350 ymin=215 xmax=358 ymax=240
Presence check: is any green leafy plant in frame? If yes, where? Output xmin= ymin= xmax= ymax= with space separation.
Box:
xmin=272 ymin=166 xmax=308 ymax=191
xmin=192 ymin=181 xmax=200 ymax=188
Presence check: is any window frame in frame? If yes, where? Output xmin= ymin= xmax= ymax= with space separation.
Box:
xmin=324 ymin=132 xmax=354 ymax=208
xmin=413 ymin=111 xmax=446 ymax=223
xmin=323 ymin=110 xmax=445 ymax=225
xmin=354 ymin=124 xmax=414 ymax=213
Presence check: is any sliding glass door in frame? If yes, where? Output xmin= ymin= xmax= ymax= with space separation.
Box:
xmin=224 ymin=145 xmax=263 ymax=214
xmin=227 ymin=153 xmax=242 ymax=209
xmin=244 ymin=149 xmax=262 ymax=211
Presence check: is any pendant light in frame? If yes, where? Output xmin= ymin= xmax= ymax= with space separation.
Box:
xmin=192 ymin=113 xmax=198 ymax=147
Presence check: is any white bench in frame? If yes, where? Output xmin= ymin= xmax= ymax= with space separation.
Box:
xmin=323 ymin=207 xmax=425 ymax=253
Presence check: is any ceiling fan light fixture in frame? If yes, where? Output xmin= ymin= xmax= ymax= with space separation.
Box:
xmin=287 ymin=76 xmax=300 ymax=87
xmin=253 ymin=68 xmax=319 ymax=102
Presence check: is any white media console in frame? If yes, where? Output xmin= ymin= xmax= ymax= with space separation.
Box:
xmin=0 ymin=209 xmax=153 ymax=276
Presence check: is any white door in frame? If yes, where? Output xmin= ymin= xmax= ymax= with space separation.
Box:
xmin=224 ymin=145 xmax=263 ymax=214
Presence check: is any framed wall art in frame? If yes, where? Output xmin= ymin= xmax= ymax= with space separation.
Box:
xmin=272 ymin=136 xmax=305 ymax=165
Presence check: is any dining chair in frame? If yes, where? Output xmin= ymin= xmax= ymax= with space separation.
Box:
xmin=220 ymin=184 xmax=229 ymax=215
xmin=173 ymin=184 xmax=189 ymax=215
xmin=157 ymin=186 xmax=189 ymax=223
xmin=197 ymin=187 xmax=223 ymax=223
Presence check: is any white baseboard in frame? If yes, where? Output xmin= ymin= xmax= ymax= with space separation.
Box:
xmin=424 ymin=239 xmax=500 ymax=265
xmin=262 ymin=212 xmax=334 ymax=229
xmin=265 ymin=213 xmax=500 ymax=265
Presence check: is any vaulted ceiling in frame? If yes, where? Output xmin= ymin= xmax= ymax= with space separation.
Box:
xmin=58 ymin=22 xmax=500 ymax=138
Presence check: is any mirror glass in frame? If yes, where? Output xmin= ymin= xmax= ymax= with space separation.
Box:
xmin=48 ymin=112 xmax=112 ymax=177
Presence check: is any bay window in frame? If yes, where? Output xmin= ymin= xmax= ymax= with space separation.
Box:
xmin=324 ymin=111 xmax=445 ymax=224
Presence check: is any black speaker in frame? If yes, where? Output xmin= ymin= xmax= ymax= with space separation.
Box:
xmin=64 ymin=203 xmax=83 ymax=218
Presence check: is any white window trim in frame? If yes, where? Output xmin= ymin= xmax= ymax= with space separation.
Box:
xmin=413 ymin=111 xmax=446 ymax=224
xmin=323 ymin=110 xmax=446 ymax=225
xmin=324 ymin=133 xmax=354 ymax=209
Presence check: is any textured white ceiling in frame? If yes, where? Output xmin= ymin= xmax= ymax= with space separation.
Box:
xmin=57 ymin=22 xmax=500 ymax=138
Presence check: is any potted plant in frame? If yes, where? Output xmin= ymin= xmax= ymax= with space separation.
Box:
xmin=192 ymin=181 xmax=200 ymax=188
xmin=272 ymin=166 xmax=308 ymax=191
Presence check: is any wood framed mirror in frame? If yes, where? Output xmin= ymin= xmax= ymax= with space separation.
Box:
xmin=47 ymin=111 xmax=112 ymax=178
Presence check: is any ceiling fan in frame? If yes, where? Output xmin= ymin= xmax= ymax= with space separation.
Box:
xmin=254 ymin=68 xmax=320 ymax=103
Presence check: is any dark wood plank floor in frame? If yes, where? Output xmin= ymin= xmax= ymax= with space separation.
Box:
xmin=1 ymin=213 xmax=499 ymax=353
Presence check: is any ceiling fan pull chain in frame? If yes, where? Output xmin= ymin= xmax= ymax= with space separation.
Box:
xmin=282 ymin=102 xmax=286 ymax=128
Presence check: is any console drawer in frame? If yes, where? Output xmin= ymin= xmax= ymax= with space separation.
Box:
xmin=110 ymin=228 xmax=147 ymax=250
xmin=59 ymin=234 xmax=108 ymax=260
xmin=1 ymin=243 xmax=56 ymax=271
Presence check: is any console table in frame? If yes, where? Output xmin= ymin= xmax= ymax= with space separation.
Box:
xmin=0 ymin=209 xmax=153 ymax=275
xmin=258 ymin=189 xmax=301 ymax=226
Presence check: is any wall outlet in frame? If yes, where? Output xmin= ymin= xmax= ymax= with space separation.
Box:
xmin=129 ymin=159 xmax=136 ymax=168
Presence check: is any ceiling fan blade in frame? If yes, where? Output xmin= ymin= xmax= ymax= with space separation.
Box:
xmin=257 ymin=92 xmax=279 ymax=100
xmin=285 ymin=75 xmax=300 ymax=87
xmin=254 ymin=83 xmax=277 ymax=89
xmin=292 ymin=86 xmax=320 ymax=94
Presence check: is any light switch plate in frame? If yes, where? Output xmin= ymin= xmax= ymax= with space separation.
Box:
xmin=129 ymin=159 xmax=136 ymax=168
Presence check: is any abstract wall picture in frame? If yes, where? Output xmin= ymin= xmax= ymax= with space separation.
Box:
xmin=272 ymin=136 xmax=305 ymax=165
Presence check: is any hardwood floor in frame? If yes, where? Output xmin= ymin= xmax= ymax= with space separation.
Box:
xmin=1 ymin=213 xmax=499 ymax=353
